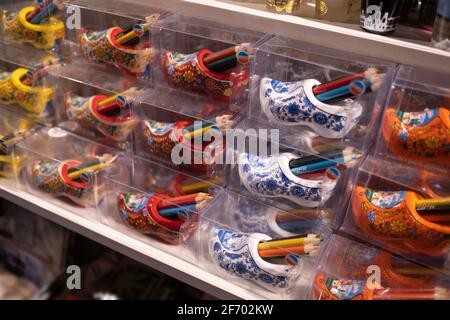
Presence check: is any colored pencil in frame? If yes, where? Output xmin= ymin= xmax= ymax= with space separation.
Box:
xmin=205 ymin=55 xmax=237 ymax=72
xmin=67 ymin=155 xmax=116 ymax=174
xmin=416 ymin=197 xmax=450 ymax=211
xmin=184 ymin=115 xmax=233 ymax=133
xmin=278 ymin=219 xmax=322 ymax=231
xmin=276 ymin=214 xmax=319 ymax=223
xmin=290 ymin=148 xmax=360 ymax=175
xmin=313 ymin=72 xmax=364 ymax=95
xmin=116 ymin=23 xmax=150 ymax=45
xmin=203 ymin=47 xmax=237 ymax=64
xmin=158 ymin=200 xmax=210 ymax=218
xmin=97 ymin=88 xmax=137 ymax=109
xmin=159 ymin=204 xmax=197 ymax=216
xmin=26 ymin=0 xmax=52 ymax=22
xmin=179 ymin=177 xmax=223 ymax=193
xmin=67 ymin=162 xmax=114 ymax=180
xmin=258 ymin=244 xmax=320 ymax=258
xmin=258 ymin=235 xmax=320 ymax=251
xmin=31 ymin=0 xmax=63 ymax=25
xmin=157 ymin=193 xmax=212 ymax=209
xmin=289 ymin=148 xmax=356 ymax=169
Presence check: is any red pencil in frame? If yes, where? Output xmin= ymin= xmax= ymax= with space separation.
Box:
xmin=157 ymin=193 xmax=211 ymax=209
xmin=26 ymin=0 xmax=52 ymax=22
xmin=96 ymin=102 xmax=121 ymax=114
xmin=313 ymin=73 xmax=364 ymax=95
xmin=203 ymin=46 xmax=237 ymax=64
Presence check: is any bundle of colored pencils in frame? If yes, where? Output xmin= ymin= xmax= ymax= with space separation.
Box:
xmin=20 ymin=59 xmax=61 ymax=86
xmin=183 ymin=115 xmax=233 ymax=140
xmin=313 ymin=68 xmax=384 ymax=103
xmin=289 ymin=147 xmax=361 ymax=176
xmin=95 ymin=88 xmax=138 ymax=115
xmin=202 ymin=44 xmax=252 ymax=73
xmin=156 ymin=192 xmax=213 ymax=220
xmin=26 ymin=0 xmax=64 ymax=25
xmin=67 ymin=154 xmax=118 ymax=181
xmin=258 ymin=234 xmax=320 ymax=261
xmin=113 ymin=14 xmax=160 ymax=47
xmin=416 ymin=197 xmax=450 ymax=224
xmin=276 ymin=209 xmax=322 ymax=232
xmin=0 ymin=128 xmax=33 ymax=155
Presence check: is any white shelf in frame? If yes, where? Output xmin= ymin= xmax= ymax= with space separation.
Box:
xmin=123 ymin=0 xmax=450 ymax=74
xmin=0 ymin=179 xmax=274 ymax=300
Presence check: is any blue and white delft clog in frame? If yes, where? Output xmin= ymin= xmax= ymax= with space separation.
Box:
xmin=260 ymin=78 xmax=363 ymax=139
xmin=238 ymin=152 xmax=339 ymax=207
xmin=210 ymin=227 xmax=297 ymax=293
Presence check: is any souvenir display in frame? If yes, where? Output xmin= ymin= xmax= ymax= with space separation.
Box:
xmin=1 ymin=1 xmax=65 ymax=50
xmin=0 ymin=0 xmax=448 ymax=301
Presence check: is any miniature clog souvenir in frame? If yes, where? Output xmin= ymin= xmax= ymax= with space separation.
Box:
xmin=65 ymin=93 xmax=136 ymax=142
xmin=162 ymin=49 xmax=249 ymax=102
xmin=238 ymin=152 xmax=340 ymax=207
xmin=260 ymin=78 xmax=363 ymax=139
xmin=117 ymin=192 xmax=198 ymax=245
xmin=382 ymin=107 xmax=450 ymax=167
xmin=352 ymin=187 xmax=450 ymax=256
xmin=2 ymin=7 xmax=64 ymax=50
xmin=0 ymin=68 xmax=53 ymax=114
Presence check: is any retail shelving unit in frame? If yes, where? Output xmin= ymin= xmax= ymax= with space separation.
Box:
xmin=1 ymin=0 xmax=449 ymax=300
xmin=123 ymin=0 xmax=450 ymax=74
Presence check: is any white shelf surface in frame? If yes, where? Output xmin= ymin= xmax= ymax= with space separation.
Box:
xmin=0 ymin=179 xmax=274 ymax=300
xmin=124 ymin=0 xmax=450 ymax=74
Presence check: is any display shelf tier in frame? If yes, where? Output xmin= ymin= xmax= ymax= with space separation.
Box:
xmin=0 ymin=180 xmax=273 ymax=300
xmin=122 ymin=0 xmax=450 ymax=74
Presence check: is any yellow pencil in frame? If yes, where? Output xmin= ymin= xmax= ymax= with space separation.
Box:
xmin=67 ymin=162 xmax=113 ymax=180
xmin=416 ymin=197 xmax=450 ymax=210
xmin=180 ymin=178 xmax=223 ymax=193
xmin=97 ymin=88 xmax=138 ymax=108
xmin=116 ymin=23 xmax=150 ymax=45
xmin=258 ymin=235 xmax=320 ymax=251
xmin=184 ymin=125 xmax=220 ymax=140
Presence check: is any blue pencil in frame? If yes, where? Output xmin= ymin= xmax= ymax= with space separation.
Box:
xmin=316 ymin=84 xmax=350 ymax=102
xmin=184 ymin=117 xmax=217 ymax=133
xmin=31 ymin=2 xmax=57 ymax=24
xmin=159 ymin=204 xmax=196 ymax=217
xmin=291 ymin=158 xmax=340 ymax=175
xmin=278 ymin=219 xmax=321 ymax=231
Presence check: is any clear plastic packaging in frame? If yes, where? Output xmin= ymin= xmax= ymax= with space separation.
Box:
xmin=149 ymin=13 xmax=269 ymax=119
xmin=306 ymin=235 xmax=450 ymax=300
xmin=238 ymin=36 xmax=395 ymax=160
xmin=0 ymin=0 xmax=65 ymax=51
xmin=133 ymin=90 xmax=234 ymax=175
xmin=101 ymin=155 xmax=216 ymax=246
xmin=48 ymin=0 xmax=159 ymax=93
xmin=220 ymin=142 xmax=361 ymax=228
xmin=14 ymin=127 xmax=122 ymax=213
xmin=0 ymin=58 xmax=56 ymax=122
xmin=373 ymin=65 xmax=450 ymax=174
xmin=340 ymin=162 xmax=450 ymax=258
xmin=184 ymin=187 xmax=331 ymax=299
xmin=53 ymin=77 xmax=138 ymax=150
xmin=0 ymin=108 xmax=42 ymax=179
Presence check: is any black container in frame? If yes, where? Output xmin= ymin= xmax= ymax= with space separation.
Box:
xmin=360 ymin=0 xmax=405 ymax=34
